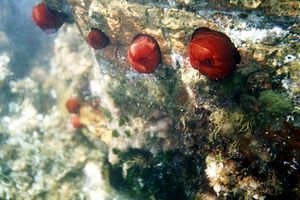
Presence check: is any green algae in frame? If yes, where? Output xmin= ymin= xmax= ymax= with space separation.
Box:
xmin=101 ymin=107 xmax=113 ymax=122
xmin=209 ymin=108 xmax=254 ymax=141
xmin=258 ymin=90 xmax=293 ymax=115
xmin=108 ymin=148 xmax=202 ymax=200
xmin=108 ymin=67 xmax=185 ymax=120
xmin=112 ymin=129 xmax=120 ymax=137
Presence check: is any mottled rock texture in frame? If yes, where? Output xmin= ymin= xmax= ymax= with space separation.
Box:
xmin=44 ymin=0 xmax=299 ymax=199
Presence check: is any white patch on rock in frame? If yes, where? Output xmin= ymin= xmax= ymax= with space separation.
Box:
xmin=283 ymin=55 xmax=296 ymax=64
xmin=170 ymin=51 xmax=184 ymax=69
xmin=83 ymin=162 xmax=108 ymax=200
xmin=226 ymin=26 xmax=288 ymax=44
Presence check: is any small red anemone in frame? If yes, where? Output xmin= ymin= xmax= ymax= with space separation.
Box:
xmin=71 ymin=115 xmax=82 ymax=128
xmin=188 ymin=27 xmax=241 ymax=80
xmin=87 ymin=28 xmax=110 ymax=49
xmin=32 ymin=2 xmax=65 ymax=34
xmin=66 ymin=98 xmax=80 ymax=114
xmin=128 ymin=34 xmax=161 ymax=73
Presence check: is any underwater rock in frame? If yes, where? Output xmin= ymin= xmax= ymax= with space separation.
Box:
xmin=2 ymin=0 xmax=300 ymax=199
xmin=42 ymin=0 xmax=300 ymax=199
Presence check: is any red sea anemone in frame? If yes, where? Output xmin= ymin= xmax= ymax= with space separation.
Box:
xmin=188 ymin=27 xmax=241 ymax=80
xmin=128 ymin=34 xmax=161 ymax=73
xmin=65 ymin=98 xmax=80 ymax=114
xmin=87 ymin=28 xmax=110 ymax=49
xmin=71 ymin=115 xmax=81 ymax=128
xmin=32 ymin=2 xmax=65 ymax=34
